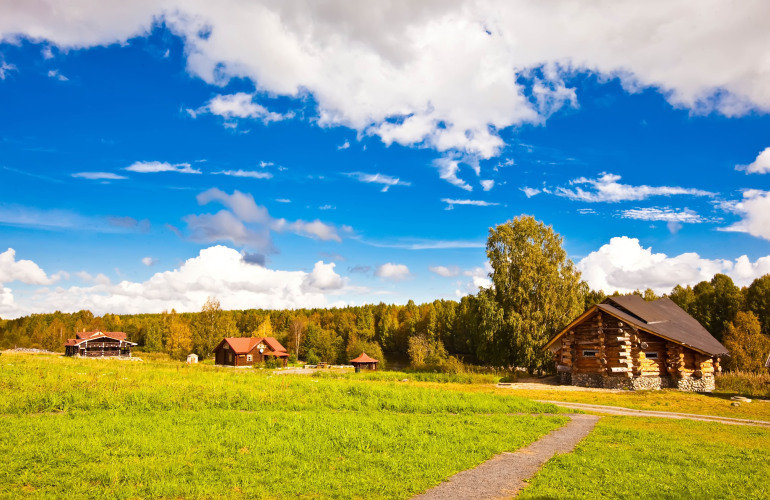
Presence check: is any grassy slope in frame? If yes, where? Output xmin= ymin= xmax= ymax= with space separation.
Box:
xmin=0 ymin=354 xmax=565 ymax=499
xmin=519 ymin=416 xmax=770 ymax=500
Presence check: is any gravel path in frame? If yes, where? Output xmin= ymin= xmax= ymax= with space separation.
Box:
xmin=537 ymin=400 xmax=770 ymax=428
xmin=412 ymin=414 xmax=600 ymax=500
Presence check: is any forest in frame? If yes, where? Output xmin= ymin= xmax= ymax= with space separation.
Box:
xmin=2 ymin=217 xmax=770 ymax=374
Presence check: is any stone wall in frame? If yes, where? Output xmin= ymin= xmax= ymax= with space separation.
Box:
xmin=567 ymin=374 xmax=715 ymax=392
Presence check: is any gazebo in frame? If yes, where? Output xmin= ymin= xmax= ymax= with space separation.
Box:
xmin=350 ymin=352 xmax=379 ymax=372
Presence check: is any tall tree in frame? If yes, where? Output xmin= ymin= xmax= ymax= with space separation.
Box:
xmin=746 ymin=274 xmax=770 ymax=336
xmin=486 ymin=216 xmax=586 ymax=373
xmin=723 ymin=311 xmax=770 ymax=372
xmin=193 ymin=297 xmax=236 ymax=358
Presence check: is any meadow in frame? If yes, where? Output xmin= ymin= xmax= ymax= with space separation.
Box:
xmin=0 ymin=354 xmax=564 ymax=499
xmin=518 ymin=416 xmax=770 ymax=499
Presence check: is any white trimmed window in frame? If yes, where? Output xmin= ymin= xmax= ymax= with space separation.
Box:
xmin=247 ymin=354 xmax=253 ymax=362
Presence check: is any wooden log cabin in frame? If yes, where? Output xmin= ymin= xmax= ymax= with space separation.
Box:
xmin=545 ymin=296 xmax=728 ymax=392
xmin=213 ymin=337 xmax=289 ymax=367
xmin=64 ymin=330 xmax=136 ymax=357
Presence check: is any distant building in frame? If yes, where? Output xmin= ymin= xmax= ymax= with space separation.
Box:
xmin=545 ymin=296 xmax=729 ymax=392
xmin=350 ymin=352 xmax=379 ymax=371
xmin=213 ymin=337 xmax=289 ymax=367
xmin=64 ymin=330 xmax=136 ymax=358
xmin=187 ymin=353 xmax=198 ymax=364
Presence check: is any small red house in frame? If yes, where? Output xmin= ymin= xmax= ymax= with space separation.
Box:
xmin=64 ymin=330 xmax=136 ymax=357
xmin=213 ymin=337 xmax=289 ymax=367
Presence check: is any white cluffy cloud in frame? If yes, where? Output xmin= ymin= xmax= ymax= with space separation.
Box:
xmin=556 ymin=173 xmax=713 ymax=203
xmin=577 ymin=236 xmax=770 ymax=294
xmin=375 ymin=263 xmax=411 ymax=281
xmin=189 ymin=92 xmax=291 ymax=123
xmin=722 ymin=189 xmax=770 ymax=241
xmin=184 ymin=188 xmax=346 ymax=252
xmin=737 ymin=147 xmax=770 ymax=174
xmin=1 ymin=246 xmax=349 ymax=318
xmin=3 ymin=1 xmax=769 ymax=164
xmin=0 ymin=248 xmax=55 ymax=285
xmin=125 ymin=161 xmax=201 ymax=174
xmin=141 ymin=257 xmax=157 ymax=267
xmin=429 ymin=265 xmax=460 ymax=277
xmin=344 ymin=172 xmax=410 ymax=192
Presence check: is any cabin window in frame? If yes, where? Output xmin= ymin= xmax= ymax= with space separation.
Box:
xmin=223 ymin=344 xmax=230 ymax=350
xmin=583 ymin=350 xmax=598 ymax=358
xmin=645 ymin=352 xmax=659 ymax=360
xmin=247 ymin=354 xmax=253 ymax=362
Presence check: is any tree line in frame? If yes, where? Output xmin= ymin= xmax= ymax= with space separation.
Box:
xmin=2 ymin=216 xmax=769 ymax=373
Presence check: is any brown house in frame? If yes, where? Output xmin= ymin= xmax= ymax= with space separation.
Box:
xmin=64 ymin=330 xmax=136 ymax=357
xmin=545 ymin=296 xmax=728 ymax=392
xmin=213 ymin=337 xmax=289 ymax=367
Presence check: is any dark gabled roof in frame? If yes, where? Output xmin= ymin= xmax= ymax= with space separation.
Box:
xmin=546 ymin=295 xmax=728 ymax=356
xmin=65 ymin=332 xmax=137 ymax=347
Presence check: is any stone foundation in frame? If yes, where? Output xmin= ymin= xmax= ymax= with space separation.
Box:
xmin=565 ymin=373 xmax=715 ymax=392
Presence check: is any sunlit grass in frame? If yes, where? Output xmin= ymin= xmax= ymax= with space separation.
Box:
xmin=0 ymin=354 xmax=565 ymax=499
xmin=518 ymin=416 xmax=770 ymax=499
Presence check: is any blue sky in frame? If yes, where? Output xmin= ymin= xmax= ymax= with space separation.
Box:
xmin=1 ymin=2 xmax=770 ymax=318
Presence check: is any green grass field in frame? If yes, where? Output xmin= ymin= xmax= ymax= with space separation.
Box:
xmin=519 ymin=416 xmax=770 ymax=499
xmin=0 ymin=354 xmax=564 ymax=499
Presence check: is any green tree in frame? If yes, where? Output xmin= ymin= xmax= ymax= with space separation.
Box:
xmin=746 ymin=274 xmax=770 ymax=337
xmin=486 ymin=216 xmax=586 ymax=373
xmin=723 ymin=311 xmax=770 ymax=372
xmin=193 ymin=297 xmax=236 ymax=358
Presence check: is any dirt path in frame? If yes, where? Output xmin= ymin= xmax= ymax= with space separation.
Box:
xmin=412 ymin=414 xmax=600 ymax=500
xmin=537 ymin=400 xmax=770 ymax=428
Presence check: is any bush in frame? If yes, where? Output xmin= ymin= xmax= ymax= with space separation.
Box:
xmin=306 ymin=349 xmax=320 ymax=365
xmin=288 ymin=354 xmax=297 ymax=364
xmin=716 ymin=371 xmax=770 ymax=398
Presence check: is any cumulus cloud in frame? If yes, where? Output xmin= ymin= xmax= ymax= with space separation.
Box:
xmin=186 ymin=188 xmax=345 ymax=252
xmin=337 ymin=141 xmax=350 ymax=150
xmin=737 ymin=147 xmax=770 ymax=174
xmin=72 ymin=172 xmax=128 ymax=180
xmin=442 ymin=198 xmax=499 ymax=210
xmin=480 ymin=180 xmax=495 ymax=191
xmin=343 ymin=172 xmax=410 ymax=192
xmin=189 ymin=92 xmax=290 ymax=123
xmin=520 ymin=187 xmax=541 ymax=198
xmin=433 ymin=157 xmax=473 ymax=191
xmin=455 ymin=263 xmax=493 ymax=296
xmin=577 ymin=236 xmax=770 ymax=294
xmin=721 ymin=189 xmax=770 ymax=240
xmin=47 ymin=68 xmax=68 ymax=81
xmin=125 ymin=161 xmax=201 ymax=174
xmin=0 ymin=248 xmax=55 ymax=285
xmin=556 ymin=173 xmax=713 ymax=203
xmin=375 ymin=263 xmax=411 ymax=281
xmin=1 ymin=0 xmax=770 ymax=165
xmin=1 ymin=246 xmax=350 ymax=318
xmin=429 ymin=265 xmax=460 ymax=277
xmin=212 ymin=169 xmax=273 ymax=179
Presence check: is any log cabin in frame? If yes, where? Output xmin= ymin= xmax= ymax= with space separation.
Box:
xmin=544 ymin=296 xmax=728 ymax=392
xmin=213 ymin=337 xmax=289 ymax=367
xmin=64 ymin=330 xmax=136 ymax=357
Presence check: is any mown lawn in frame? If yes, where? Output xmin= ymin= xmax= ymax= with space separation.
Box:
xmin=518 ymin=416 xmax=770 ymax=499
xmin=0 ymin=354 xmax=565 ymax=499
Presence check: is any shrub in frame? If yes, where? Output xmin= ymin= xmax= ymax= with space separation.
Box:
xmin=306 ymin=349 xmax=320 ymax=365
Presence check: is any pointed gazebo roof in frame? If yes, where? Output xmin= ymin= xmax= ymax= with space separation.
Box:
xmin=350 ymin=352 xmax=378 ymax=364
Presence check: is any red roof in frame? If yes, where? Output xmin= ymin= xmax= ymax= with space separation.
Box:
xmin=221 ymin=337 xmax=287 ymax=355
xmin=350 ymin=352 xmax=379 ymax=363
xmin=76 ymin=330 xmax=127 ymax=341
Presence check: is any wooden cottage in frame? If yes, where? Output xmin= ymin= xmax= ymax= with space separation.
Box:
xmin=350 ymin=352 xmax=379 ymax=371
xmin=545 ymin=296 xmax=728 ymax=392
xmin=213 ymin=337 xmax=289 ymax=367
xmin=64 ymin=330 xmax=136 ymax=358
